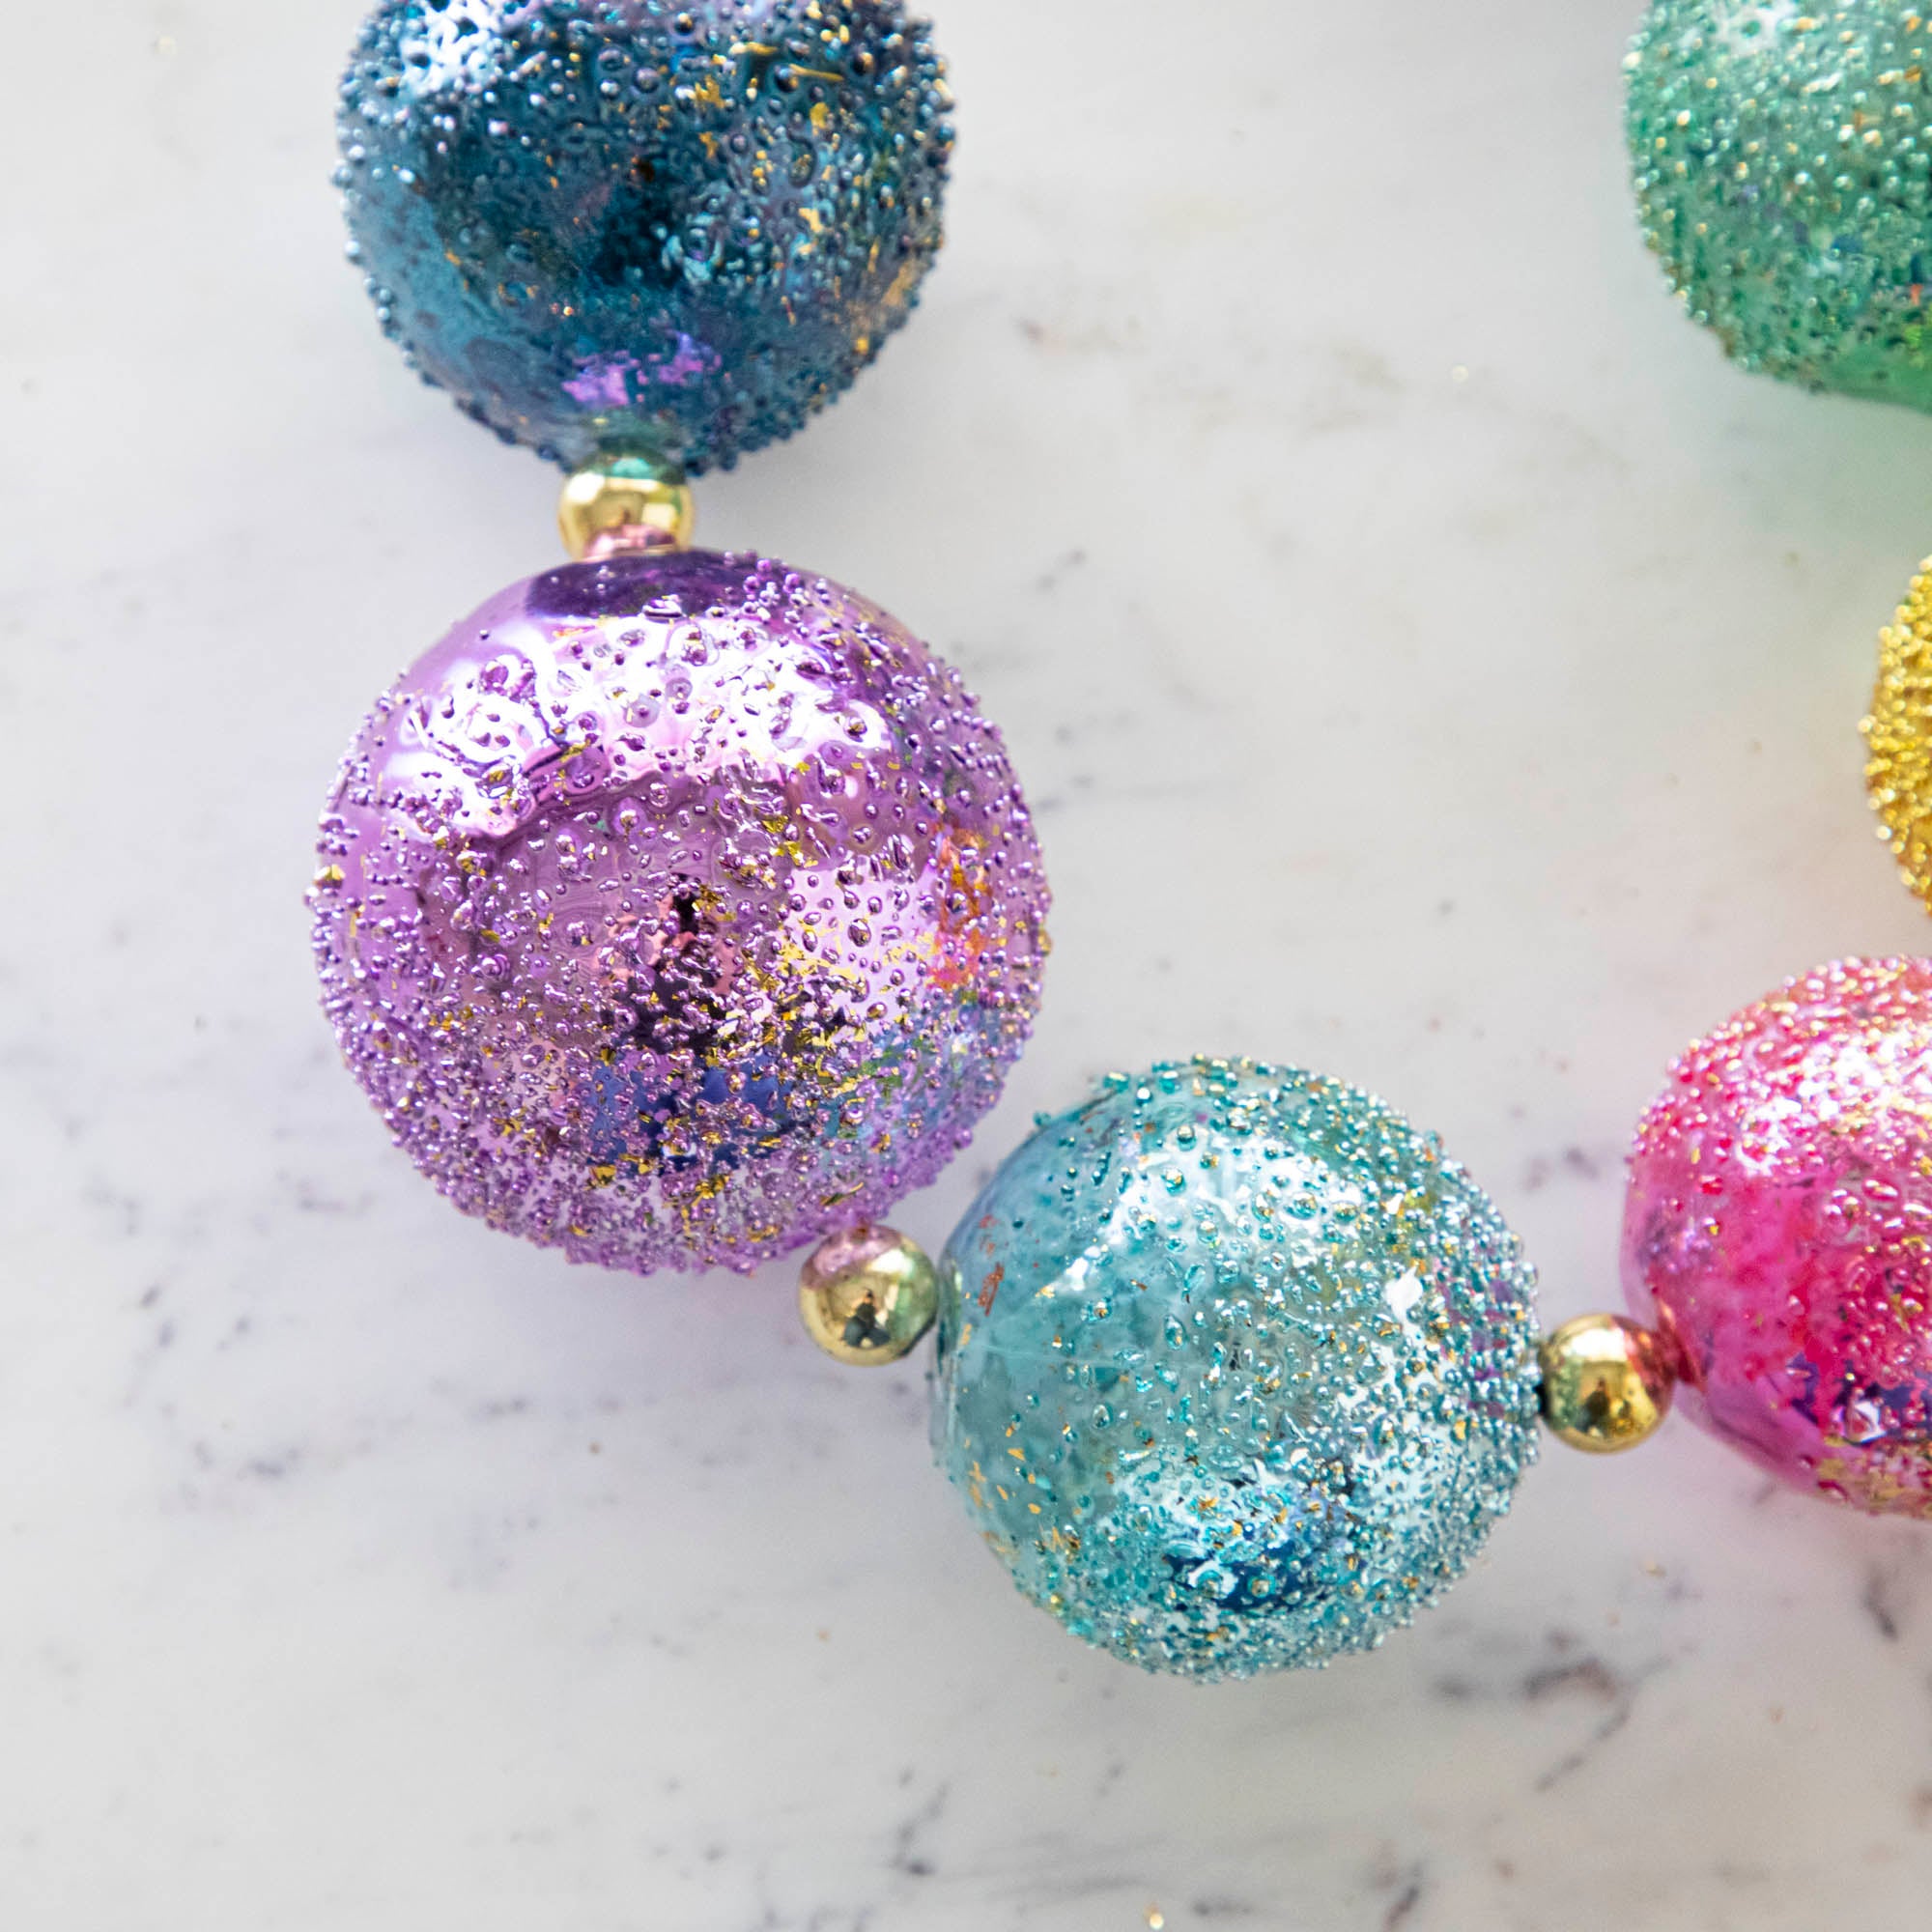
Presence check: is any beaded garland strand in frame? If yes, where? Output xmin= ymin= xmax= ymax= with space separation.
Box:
xmin=306 ymin=0 xmax=1932 ymax=1688
xmin=915 ymin=955 xmax=1932 ymax=1675
xmin=315 ymin=2 xmax=1050 ymax=1279
xmin=823 ymin=0 xmax=1932 ymax=1668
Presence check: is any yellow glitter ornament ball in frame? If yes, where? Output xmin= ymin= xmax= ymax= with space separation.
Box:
xmin=1863 ymin=560 xmax=1932 ymax=910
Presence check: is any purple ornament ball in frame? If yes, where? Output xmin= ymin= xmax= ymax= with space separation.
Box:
xmin=311 ymin=549 xmax=1049 ymax=1275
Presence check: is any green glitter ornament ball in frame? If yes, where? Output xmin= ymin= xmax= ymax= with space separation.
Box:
xmin=1628 ymin=0 xmax=1932 ymax=411
xmin=930 ymin=1060 xmax=1541 ymax=1680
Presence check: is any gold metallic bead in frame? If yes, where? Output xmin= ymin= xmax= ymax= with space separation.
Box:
xmin=1538 ymin=1313 xmax=1676 ymax=1454
xmin=557 ymin=459 xmax=695 ymax=561
xmin=798 ymin=1224 xmax=938 ymax=1366
xmin=1864 ymin=555 xmax=1932 ymax=912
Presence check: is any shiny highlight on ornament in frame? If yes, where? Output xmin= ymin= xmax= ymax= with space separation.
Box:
xmin=310 ymin=547 xmax=1049 ymax=1276
xmin=799 ymin=1224 xmax=938 ymax=1365
xmin=1864 ymin=559 xmax=1932 ymax=912
xmin=337 ymin=1 xmax=953 ymax=471
xmin=1538 ymin=1313 xmax=1675 ymax=1454
xmin=1624 ymin=958 xmax=1932 ymax=1516
xmin=1627 ymin=0 xmax=1932 ymax=412
xmin=931 ymin=1059 xmax=1541 ymax=1680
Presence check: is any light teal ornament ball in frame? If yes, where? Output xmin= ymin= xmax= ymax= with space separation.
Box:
xmin=1628 ymin=0 xmax=1932 ymax=411
xmin=930 ymin=1060 xmax=1540 ymax=1680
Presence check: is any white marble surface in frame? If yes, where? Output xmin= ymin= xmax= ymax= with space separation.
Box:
xmin=9 ymin=1 xmax=1932 ymax=1925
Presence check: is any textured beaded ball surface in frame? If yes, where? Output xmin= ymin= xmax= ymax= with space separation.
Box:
xmin=311 ymin=548 xmax=1048 ymax=1275
xmin=1627 ymin=0 xmax=1932 ymax=411
xmin=1865 ymin=558 xmax=1932 ymax=910
xmin=931 ymin=1060 xmax=1541 ymax=1680
xmin=1624 ymin=959 xmax=1932 ymax=1515
xmin=338 ymin=1 xmax=952 ymax=471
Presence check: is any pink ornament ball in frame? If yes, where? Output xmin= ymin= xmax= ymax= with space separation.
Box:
xmin=1623 ymin=958 xmax=1932 ymax=1516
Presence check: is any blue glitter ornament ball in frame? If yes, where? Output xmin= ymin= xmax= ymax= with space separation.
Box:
xmin=337 ymin=2 xmax=952 ymax=471
xmin=931 ymin=1060 xmax=1541 ymax=1679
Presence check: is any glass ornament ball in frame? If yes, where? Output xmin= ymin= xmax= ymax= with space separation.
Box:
xmin=310 ymin=548 xmax=1049 ymax=1276
xmin=1627 ymin=0 xmax=1932 ymax=412
xmin=1865 ymin=557 xmax=1932 ymax=913
xmin=337 ymin=1 xmax=953 ymax=471
xmin=930 ymin=1060 xmax=1542 ymax=1680
xmin=1624 ymin=958 xmax=1932 ymax=1516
